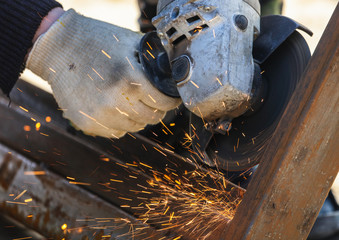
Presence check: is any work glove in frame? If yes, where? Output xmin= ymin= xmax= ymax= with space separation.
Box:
xmin=27 ymin=9 xmax=180 ymax=138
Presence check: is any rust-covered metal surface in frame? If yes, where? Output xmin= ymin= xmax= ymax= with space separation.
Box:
xmin=221 ymin=4 xmax=339 ymax=240
xmin=0 ymin=144 xmax=164 ymax=239
xmin=0 ymin=79 xmax=244 ymax=239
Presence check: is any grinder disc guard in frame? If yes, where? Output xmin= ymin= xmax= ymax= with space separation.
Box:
xmin=140 ymin=16 xmax=312 ymax=172
xmin=190 ymin=31 xmax=311 ymax=171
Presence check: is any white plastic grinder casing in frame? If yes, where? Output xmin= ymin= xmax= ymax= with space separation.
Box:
xmin=153 ymin=0 xmax=261 ymax=120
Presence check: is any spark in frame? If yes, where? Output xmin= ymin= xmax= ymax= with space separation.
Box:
xmin=125 ymin=56 xmax=135 ymax=70
xmin=61 ymin=223 xmax=67 ymax=230
xmin=23 ymin=125 xmax=31 ymax=132
xmin=159 ymin=119 xmax=174 ymax=135
xmin=127 ymin=133 xmax=136 ymax=139
xmin=126 ymin=163 xmax=138 ymax=167
xmin=148 ymin=94 xmax=156 ymax=103
xmin=213 ymin=29 xmax=216 ymax=38
xmin=216 ymin=77 xmax=223 ymax=86
xmin=100 ymin=157 xmax=110 ymax=162
xmin=35 ymin=122 xmax=41 ymax=131
xmin=113 ymin=34 xmax=120 ymax=42
xmin=101 ymin=50 xmax=111 ymax=59
xmin=116 ymin=162 xmax=128 ymax=168
xmin=87 ymin=74 xmax=94 ymax=81
xmin=153 ymin=147 xmax=167 ymax=157
xmin=115 ymin=107 xmax=129 ymax=117
xmin=131 ymin=108 xmax=139 ymax=115
xmin=45 ymin=116 xmax=52 ymax=122
xmin=147 ymin=50 xmax=155 ymax=59
xmin=49 ymin=67 xmax=56 ymax=73
xmin=24 ymin=171 xmax=46 ymax=175
xmin=19 ymin=106 xmax=28 ymax=112
xmin=139 ymin=162 xmax=152 ymax=169
xmin=6 ymin=201 xmax=27 ymax=205
xmin=92 ymin=67 xmax=105 ymax=80
xmin=12 ymin=237 xmax=32 ymax=240
xmin=146 ymin=42 xmax=153 ymax=50
xmin=24 ymin=198 xmax=33 ymax=203
xmin=190 ymin=80 xmax=199 ymax=88
xmin=166 ymin=143 xmax=175 ymax=149
xmin=14 ymin=190 xmax=27 ymax=200
xmin=69 ymin=181 xmax=91 ymax=186
xmin=110 ymin=179 xmax=124 ymax=183
xmin=119 ymin=197 xmax=133 ymax=201
xmin=79 ymin=111 xmax=110 ymax=130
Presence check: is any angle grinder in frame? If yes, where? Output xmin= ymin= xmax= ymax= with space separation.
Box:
xmin=139 ymin=0 xmax=312 ymax=171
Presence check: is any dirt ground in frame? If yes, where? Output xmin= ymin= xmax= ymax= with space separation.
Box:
xmin=22 ymin=0 xmax=339 ymax=197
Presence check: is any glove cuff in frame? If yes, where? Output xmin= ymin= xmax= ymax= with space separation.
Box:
xmin=27 ymin=9 xmax=83 ymax=82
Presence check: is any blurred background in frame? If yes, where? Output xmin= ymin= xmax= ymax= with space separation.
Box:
xmin=21 ymin=0 xmax=339 ymax=195
xmin=22 ymin=0 xmax=338 ymax=90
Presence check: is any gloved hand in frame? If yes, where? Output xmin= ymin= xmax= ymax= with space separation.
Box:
xmin=27 ymin=9 xmax=181 ymax=138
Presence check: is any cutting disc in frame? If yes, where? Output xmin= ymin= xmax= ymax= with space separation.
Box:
xmin=190 ymin=31 xmax=311 ymax=171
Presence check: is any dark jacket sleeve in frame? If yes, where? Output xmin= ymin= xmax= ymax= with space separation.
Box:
xmin=0 ymin=0 xmax=62 ymax=95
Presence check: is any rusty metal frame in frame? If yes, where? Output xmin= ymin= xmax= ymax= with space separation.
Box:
xmin=0 ymin=78 xmax=243 ymax=239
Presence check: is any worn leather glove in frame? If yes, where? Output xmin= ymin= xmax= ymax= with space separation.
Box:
xmin=27 ymin=9 xmax=180 ymax=138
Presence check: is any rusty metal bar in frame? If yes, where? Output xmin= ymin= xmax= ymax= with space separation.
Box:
xmin=0 ymin=77 xmax=244 ymax=238
xmin=216 ymin=4 xmax=339 ymax=240
xmin=0 ymin=143 xmax=168 ymax=239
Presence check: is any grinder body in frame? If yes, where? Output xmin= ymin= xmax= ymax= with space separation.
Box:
xmin=152 ymin=0 xmax=261 ymax=121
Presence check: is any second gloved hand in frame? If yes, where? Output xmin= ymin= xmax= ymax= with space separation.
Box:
xmin=27 ymin=9 xmax=181 ymax=138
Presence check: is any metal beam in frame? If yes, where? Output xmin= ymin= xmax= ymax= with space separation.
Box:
xmin=0 ymin=76 xmax=244 ymax=238
xmin=217 ymin=4 xmax=339 ymax=240
xmin=0 ymin=143 xmax=165 ymax=239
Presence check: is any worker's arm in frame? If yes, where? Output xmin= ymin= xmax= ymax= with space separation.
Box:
xmin=0 ymin=0 xmax=63 ymax=96
xmin=26 ymin=9 xmax=181 ymax=138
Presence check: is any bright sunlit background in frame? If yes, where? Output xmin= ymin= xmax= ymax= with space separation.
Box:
xmin=21 ymin=0 xmax=339 ymax=196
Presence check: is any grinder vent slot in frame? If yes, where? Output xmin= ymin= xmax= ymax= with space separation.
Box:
xmin=166 ymin=27 xmax=177 ymax=37
xmin=189 ymin=24 xmax=209 ymax=36
xmin=186 ymin=15 xmax=201 ymax=24
xmin=172 ymin=35 xmax=187 ymax=46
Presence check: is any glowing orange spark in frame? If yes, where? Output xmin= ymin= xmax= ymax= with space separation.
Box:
xmin=148 ymin=94 xmax=156 ymax=103
xmin=14 ymin=190 xmax=27 ymax=200
xmin=125 ymin=56 xmax=135 ymax=70
xmin=216 ymin=77 xmax=223 ymax=86
xmin=61 ymin=223 xmax=67 ymax=230
xmin=19 ymin=106 xmax=28 ymax=112
xmin=113 ymin=34 xmax=119 ymax=42
xmin=159 ymin=119 xmax=174 ymax=135
xmin=69 ymin=181 xmax=91 ymax=186
xmin=146 ymin=42 xmax=153 ymax=50
xmin=45 ymin=116 xmax=52 ymax=122
xmin=92 ymin=67 xmax=105 ymax=80
xmin=190 ymin=80 xmax=199 ymax=88
xmin=24 ymin=171 xmax=46 ymax=176
xmin=147 ymin=50 xmax=155 ymax=59
xmin=101 ymin=50 xmax=111 ymax=59
xmin=35 ymin=122 xmax=41 ymax=131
